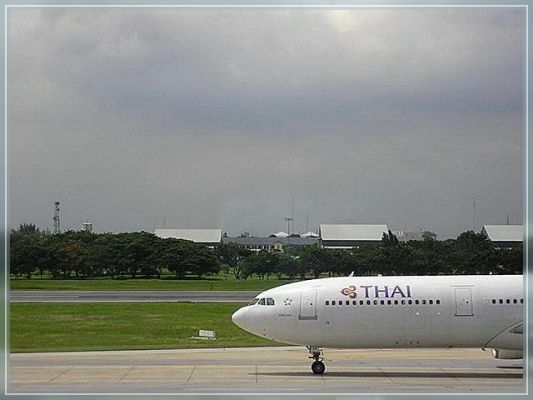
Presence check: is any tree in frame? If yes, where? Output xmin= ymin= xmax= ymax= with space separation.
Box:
xmin=299 ymin=245 xmax=336 ymax=279
xmin=409 ymin=236 xmax=446 ymax=275
xmin=216 ymin=243 xmax=252 ymax=279
xmin=448 ymin=231 xmax=499 ymax=274
xmin=10 ymin=230 xmax=44 ymax=278
xmin=379 ymin=231 xmax=413 ymax=275
xmin=498 ymin=244 xmax=523 ymax=274
xmin=275 ymin=254 xmax=300 ymax=279
xmin=245 ymin=251 xmax=279 ymax=280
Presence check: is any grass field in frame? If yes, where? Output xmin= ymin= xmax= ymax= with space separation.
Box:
xmin=10 ymin=303 xmax=278 ymax=352
xmin=10 ymin=278 xmax=296 ymax=291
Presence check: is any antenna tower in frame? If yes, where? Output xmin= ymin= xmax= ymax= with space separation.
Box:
xmin=284 ymin=216 xmax=293 ymax=235
xmin=472 ymin=195 xmax=477 ymax=232
xmin=53 ymin=201 xmax=61 ymax=234
xmin=82 ymin=221 xmax=93 ymax=232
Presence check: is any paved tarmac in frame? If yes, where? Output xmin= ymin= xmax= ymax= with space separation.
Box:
xmin=9 ymin=347 xmax=524 ymax=394
xmin=10 ymin=290 xmax=259 ymax=303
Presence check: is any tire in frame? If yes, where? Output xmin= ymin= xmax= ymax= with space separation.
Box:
xmin=311 ymin=360 xmax=325 ymax=375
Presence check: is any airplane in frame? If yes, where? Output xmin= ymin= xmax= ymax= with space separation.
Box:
xmin=231 ymin=274 xmax=524 ymax=375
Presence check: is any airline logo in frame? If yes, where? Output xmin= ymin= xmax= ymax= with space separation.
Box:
xmin=341 ymin=286 xmax=357 ymax=298
xmin=341 ymin=284 xmax=412 ymax=298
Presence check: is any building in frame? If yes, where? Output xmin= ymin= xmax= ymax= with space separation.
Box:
xmin=301 ymin=231 xmax=319 ymax=238
xmin=481 ymin=225 xmax=523 ymax=248
xmin=319 ymin=224 xmax=388 ymax=249
xmin=392 ymin=230 xmax=437 ymax=242
xmin=155 ymin=229 xmax=222 ymax=249
xmin=222 ymin=236 xmax=318 ymax=252
xmin=270 ymin=231 xmax=289 ymax=238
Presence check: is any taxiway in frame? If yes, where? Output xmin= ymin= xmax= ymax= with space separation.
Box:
xmin=9 ymin=346 xmax=524 ymax=394
xmin=10 ymin=290 xmax=258 ymax=303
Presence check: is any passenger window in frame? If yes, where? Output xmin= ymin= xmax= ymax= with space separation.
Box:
xmin=325 ymin=301 xmax=329 ymax=306
xmin=387 ymin=300 xmax=392 ymax=305
xmin=520 ymin=299 xmax=523 ymax=304
xmin=401 ymin=300 xmax=406 ymax=305
xmin=346 ymin=300 xmax=350 ymax=305
xmin=506 ymin=299 xmax=510 ymax=304
xmin=380 ymin=300 xmax=385 ymax=305
xmin=366 ymin=300 xmax=371 ymax=305
xmin=332 ymin=301 xmax=336 ymax=305
xmin=499 ymin=299 xmax=503 ymax=304
xmin=359 ymin=300 xmax=364 ymax=305
xmin=266 ymin=298 xmax=274 ymax=306
xmin=429 ymin=300 xmax=433 ymax=305
xmin=436 ymin=299 xmax=440 ymax=305
xmin=422 ymin=300 xmax=426 ymax=305
xmin=513 ymin=299 xmax=517 ymax=304
xmin=258 ymin=298 xmax=265 ymax=305
xmin=491 ymin=299 xmax=496 ymax=304
xmin=415 ymin=300 xmax=419 ymax=305
xmin=394 ymin=300 xmax=398 ymax=305
xmin=408 ymin=300 xmax=412 ymax=305
xmin=353 ymin=300 xmax=357 ymax=305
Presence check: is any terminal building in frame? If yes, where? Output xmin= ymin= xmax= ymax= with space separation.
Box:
xmin=319 ymin=224 xmax=388 ymax=249
xmin=222 ymin=236 xmax=318 ymax=252
xmin=154 ymin=229 xmax=222 ymax=249
xmin=481 ymin=225 xmax=523 ymax=249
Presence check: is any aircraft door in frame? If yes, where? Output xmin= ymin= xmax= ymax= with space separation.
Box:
xmin=454 ymin=287 xmax=474 ymax=316
xmin=299 ymin=288 xmax=318 ymax=320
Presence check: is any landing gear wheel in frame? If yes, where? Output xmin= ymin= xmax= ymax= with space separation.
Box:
xmin=307 ymin=346 xmax=326 ymax=375
xmin=311 ymin=360 xmax=325 ymax=375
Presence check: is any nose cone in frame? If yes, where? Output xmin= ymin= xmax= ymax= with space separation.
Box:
xmin=231 ymin=307 xmax=247 ymax=329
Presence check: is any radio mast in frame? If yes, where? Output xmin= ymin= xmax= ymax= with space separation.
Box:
xmin=53 ymin=201 xmax=61 ymax=234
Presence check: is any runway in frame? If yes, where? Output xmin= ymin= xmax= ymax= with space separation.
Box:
xmin=9 ymin=347 xmax=524 ymax=394
xmin=10 ymin=290 xmax=258 ymax=303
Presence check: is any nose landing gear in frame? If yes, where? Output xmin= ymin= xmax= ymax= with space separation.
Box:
xmin=307 ymin=346 xmax=325 ymax=375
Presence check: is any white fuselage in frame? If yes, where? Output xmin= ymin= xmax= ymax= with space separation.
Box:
xmin=232 ymin=275 xmax=524 ymax=351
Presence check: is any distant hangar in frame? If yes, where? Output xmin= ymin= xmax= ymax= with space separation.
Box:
xmin=481 ymin=225 xmax=523 ymax=248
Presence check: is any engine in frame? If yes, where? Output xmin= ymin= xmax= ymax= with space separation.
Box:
xmin=491 ymin=349 xmax=523 ymax=359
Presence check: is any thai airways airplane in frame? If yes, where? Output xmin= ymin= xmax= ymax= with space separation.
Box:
xmin=232 ymin=275 xmax=524 ymax=375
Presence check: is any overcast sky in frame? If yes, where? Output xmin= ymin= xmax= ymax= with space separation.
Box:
xmin=8 ymin=8 xmax=525 ymax=238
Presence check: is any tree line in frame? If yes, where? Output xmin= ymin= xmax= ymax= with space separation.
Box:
xmin=10 ymin=223 xmax=522 ymax=280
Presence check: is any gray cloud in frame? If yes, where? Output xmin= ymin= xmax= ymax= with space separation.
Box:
xmin=8 ymin=8 xmax=525 ymax=238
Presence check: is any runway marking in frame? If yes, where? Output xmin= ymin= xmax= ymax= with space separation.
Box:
xmin=187 ymin=365 xmax=197 ymax=383
xmin=48 ymin=366 xmax=73 ymax=383
xmin=255 ymin=365 xmax=258 ymax=383
xmin=377 ymin=365 xmax=395 ymax=385
xmin=118 ymin=366 xmax=135 ymax=383
xmin=438 ymin=366 xmax=461 ymax=383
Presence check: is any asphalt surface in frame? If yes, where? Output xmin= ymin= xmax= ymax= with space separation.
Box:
xmin=9 ymin=347 xmax=524 ymax=394
xmin=10 ymin=290 xmax=259 ymax=303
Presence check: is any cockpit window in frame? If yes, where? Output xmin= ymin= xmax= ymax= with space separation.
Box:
xmin=248 ymin=298 xmax=259 ymax=306
xmin=266 ymin=298 xmax=274 ymax=306
xmin=258 ymin=298 xmax=266 ymax=305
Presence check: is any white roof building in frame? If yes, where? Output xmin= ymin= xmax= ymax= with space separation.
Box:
xmin=481 ymin=225 xmax=523 ymax=243
xmin=319 ymin=224 xmax=389 ymax=249
xmin=155 ymin=229 xmax=222 ymax=246
xmin=272 ymin=231 xmax=289 ymax=238
xmin=301 ymin=231 xmax=320 ymax=238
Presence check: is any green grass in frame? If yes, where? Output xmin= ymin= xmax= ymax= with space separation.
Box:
xmin=10 ymin=303 xmax=278 ymax=352
xmin=10 ymin=278 xmax=296 ymax=291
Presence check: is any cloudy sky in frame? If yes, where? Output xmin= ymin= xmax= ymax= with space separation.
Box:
xmin=8 ymin=8 xmax=525 ymax=238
